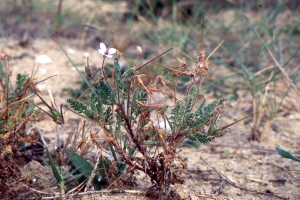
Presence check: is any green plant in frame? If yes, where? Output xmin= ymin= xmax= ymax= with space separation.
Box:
xmin=205 ymin=1 xmax=300 ymax=142
xmin=42 ymin=144 xmax=102 ymax=195
xmin=276 ymin=147 xmax=300 ymax=163
xmin=0 ymin=57 xmax=47 ymax=197
xmin=65 ymin=36 xmax=232 ymax=197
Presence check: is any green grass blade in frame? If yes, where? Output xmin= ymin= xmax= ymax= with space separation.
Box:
xmin=65 ymin=149 xmax=102 ymax=190
xmin=46 ymin=147 xmax=65 ymax=194
xmin=276 ymin=147 xmax=300 ymax=163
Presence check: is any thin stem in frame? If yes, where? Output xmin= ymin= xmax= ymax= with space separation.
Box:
xmin=134 ymin=48 xmax=173 ymax=72
xmin=101 ymin=56 xmax=112 ymax=91
xmin=118 ymin=104 xmax=152 ymax=162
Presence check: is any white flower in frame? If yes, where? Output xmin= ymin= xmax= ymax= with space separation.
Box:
xmin=98 ymin=42 xmax=116 ymax=58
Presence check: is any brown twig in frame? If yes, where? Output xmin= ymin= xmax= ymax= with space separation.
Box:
xmin=134 ymin=48 xmax=173 ymax=72
xmin=84 ymin=149 xmax=101 ymax=192
xmin=97 ymin=119 xmax=144 ymax=172
xmin=117 ymin=104 xmax=150 ymax=160
xmin=107 ymin=164 xmax=137 ymax=190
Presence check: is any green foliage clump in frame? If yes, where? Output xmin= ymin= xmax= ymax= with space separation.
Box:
xmin=67 ymin=55 xmax=228 ymax=195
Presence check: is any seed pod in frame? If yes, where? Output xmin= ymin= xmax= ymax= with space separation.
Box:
xmin=122 ymin=67 xmax=135 ymax=77
xmin=85 ymin=57 xmax=92 ymax=78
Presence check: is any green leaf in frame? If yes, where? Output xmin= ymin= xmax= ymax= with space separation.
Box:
xmin=113 ymin=58 xmax=123 ymax=89
xmin=98 ymin=157 xmax=110 ymax=181
xmin=103 ymin=106 xmax=114 ymax=125
xmin=65 ymin=149 xmax=102 ymax=190
xmin=67 ymin=98 xmax=88 ymax=114
xmin=46 ymin=148 xmax=63 ymax=183
xmin=15 ymin=74 xmax=28 ymax=95
xmin=276 ymin=147 xmax=300 ymax=163
xmin=122 ymin=67 xmax=135 ymax=77
xmin=193 ymin=132 xmax=213 ymax=144
xmin=188 ymin=98 xmax=227 ymax=132
xmin=131 ymin=91 xmax=148 ymax=118
xmin=182 ymin=139 xmax=200 ymax=148
xmin=46 ymin=147 xmax=65 ymax=194
xmin=169 ymin=101 xmax=185 ymax=129
xmin=109 ymin=143 xmax=118 ymax=163
xmin=194 ymin=98 xmax=206 ymax=118
xmin=95 ymin=81 xmax=116 ymax=105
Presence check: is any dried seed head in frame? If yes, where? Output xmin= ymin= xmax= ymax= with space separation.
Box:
xmin=155 ymin=103 xmax=164 ymax=111
xmin=156 ymin=128 xmax=166 ymax=143
xmin=198 ymin=51 xmax=206 ymax=62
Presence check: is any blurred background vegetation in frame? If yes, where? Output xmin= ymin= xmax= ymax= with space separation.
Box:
xmin=1 ymin=0 xmax=299 ymax=141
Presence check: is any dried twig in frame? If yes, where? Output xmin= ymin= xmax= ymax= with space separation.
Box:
xmin=84 ymin=149 xmax=101 ymax=192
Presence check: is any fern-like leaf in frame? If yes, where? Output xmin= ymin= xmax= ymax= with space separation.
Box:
xmin=67 ymin=98 xmax=88 ymax=114
xmin=95 ymin=82 xmax=116 ymax=105
xmin=193 ymin=132 xmax=213 ymax=144
xmin=14 ymin=74 xmax=28 ymax=97
xmin=184 ymin=98 xmax=226 ymax=134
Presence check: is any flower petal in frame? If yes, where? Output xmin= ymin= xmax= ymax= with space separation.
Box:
xmin=108 ymin=48 xmax=116 ymax=55
xmin=100 ymin=43 xmax=106 ymax=51
xmin=105 ymin=54 xmax=113 ymax=58
xmin=98 ymin=49 xmax=106 ymax=55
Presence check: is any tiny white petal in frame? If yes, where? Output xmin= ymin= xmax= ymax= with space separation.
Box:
xmin=98 ymin=49 xmax=106 ymax=55
xmin=35 ymin=55 xmax=52 ymax=64
xmin=108 ymin=48 xmax=116 ymax=55
xmin=100 ymin=43 xmax=106 ymax=51
xmin=105 ymin=54 xmax=113 ymax=58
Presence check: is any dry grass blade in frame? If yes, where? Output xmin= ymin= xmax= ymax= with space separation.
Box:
xmin=134 ymin=48 xmax=173 ymax=72
xmin=253 ymin=26 xmax=300 ymax=97
xmin=167 ymin=42 xmax=197 ymax=63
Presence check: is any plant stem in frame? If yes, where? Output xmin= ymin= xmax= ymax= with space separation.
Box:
xmin=117 ymin=104 xmax=152 ymax=163
xmin=101 ymin=56 xmax=112 ymax=91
